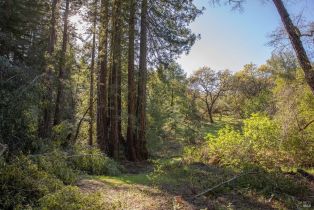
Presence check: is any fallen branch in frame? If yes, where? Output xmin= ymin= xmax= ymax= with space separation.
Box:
xmin=0 ymin=143 xmax=7 ymax=156
xmin=299 ymin=119 xmax=314 ymax=132
xmin=193 ymin=171 xmax=256 ymax=199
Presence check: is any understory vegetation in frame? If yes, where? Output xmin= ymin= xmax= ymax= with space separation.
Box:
xmin=1 ymin=0 xmax=314 ymax=209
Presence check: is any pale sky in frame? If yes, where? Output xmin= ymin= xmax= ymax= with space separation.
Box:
xmin=177 ymin=0 xmax=314 ymax=74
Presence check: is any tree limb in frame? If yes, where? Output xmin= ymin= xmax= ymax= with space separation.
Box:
xmin=72 ymin=98 xmax=96 ymax=144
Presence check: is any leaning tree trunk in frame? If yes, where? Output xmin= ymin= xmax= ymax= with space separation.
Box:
xmin=39 ymin=0 xmax=59 ymax=138
xmin=54 ymin=0 xmax=70 ymax=125
xmin=89 ymin=0 xmax=98 ymax=146
xmin=136 ymin=0 xmax=149 ymax=160
xmin=97 ymin=0 xmax=109 ymax=152
xmin=273 ymin=0 xmax=314 ymax=94
xmin=126 ymin=0 xmax=138 ymax=161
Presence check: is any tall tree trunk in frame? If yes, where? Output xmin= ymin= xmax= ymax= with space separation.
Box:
xmin=54 ymin=0 xmax=70 ymax=125
xmin=136 ymin=0 xmax=149 ymax=160
xmin=109 ymin=0 xmax=122 ymax=159
xmin=89 ymin=0 xmax=98 ymax=146
xmin=273 ymin=0 xmax=314 ymax=94
xmin=97 ymin=0 xmax=109 ymax=152
xmin=39 ymin=0 xmax=59 ymax=138
xmin=126 ymin=0 xmax=138 ymax=161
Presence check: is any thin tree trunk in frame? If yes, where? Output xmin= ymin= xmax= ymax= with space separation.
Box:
xmin=39 ymin=0 xmax=59 ymax=138
xmin=126 ymin=0 xmax=138 ymax=161
xmin=97 ymin=0 xmax=109 ymax=152
xmin=89 ymin=0 xmax=98 ymax=146
xmin=136 ymin=0 xmax=149 ymax=160
xmin=272 ymin=0 xmax=314 ymax=94
xmin=205 ymin=98 xmax=214 ymax=123
xmin=54 ymin=0 xmax=70 ymax=125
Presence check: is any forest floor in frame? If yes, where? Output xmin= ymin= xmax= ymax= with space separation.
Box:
xmin=77 ymin=118 xmax=314 ymax=210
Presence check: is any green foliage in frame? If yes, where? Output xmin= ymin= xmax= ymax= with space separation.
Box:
xmin=147 ymin=63 xmax=191 ymax=153
xmin=69 ymin=147 xmax=122 ymax=176
xmin=33 ymin=150 xmax=78 ymax=184
xmin=273 ymin=68 xmax=314 ymax=167
xmin=39 ymin=186 xmax=109 ymax=210
xmin=0 ymin=147 xmax=122 ymax=209
xmin=0 ymin=156 xmax=63 ymax=209
xmin=0 ymin=56 xmax=39 ymax=154
xmin=52 ymin=121 xmax=74 ymax=148
xmin=204 ymin=112 xmax=314 ymax=169
xmin=224 ymin=64 xmax=274 ymax=118
xmin=205 ymin=114 xmax=282 ymax=168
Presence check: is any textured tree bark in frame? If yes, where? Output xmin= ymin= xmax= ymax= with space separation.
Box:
xmin=97 ymin=0 xmax=109 ymax=152
xmin=109 ymin=0 xmax=122 ymax=159
xmin=89 ymin=0 xmax=98 ymax=146
xmin=126 ymin=0 xmax=138 ymax=161
xmin=136 ymin=0 xmax=149 ymax=160
xmin=272 ymin=0 xmax=314 ymax=95
xmin=39 ymin=0 xmax=59 ymax=138
xmin=54 ymin=0 xmax=70 ymax=125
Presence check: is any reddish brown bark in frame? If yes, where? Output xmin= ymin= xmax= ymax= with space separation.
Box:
xmin=126 ymin=0 xmax=138 ymax=161
xmin=54 ymin=0 xmax=70 ymax=125
xmin=136 ymin=0 xmax=149 ymax=160
xmin=97 ymin=0 xmax=109 ymax=152
xmin=109 ymin=0 xmax=122 ymax=159
xmin=89 ymin=0 xmax=98 ymax=146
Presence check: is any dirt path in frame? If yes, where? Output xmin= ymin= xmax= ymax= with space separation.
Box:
xmin=77 ymin=178 xmax=196 ymax=210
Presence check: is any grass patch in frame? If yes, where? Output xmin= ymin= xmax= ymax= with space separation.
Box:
xmin=203 ymin=115 xmax=242 ymax=136
xmin=96 ymin=173 xmax=151 ymax=186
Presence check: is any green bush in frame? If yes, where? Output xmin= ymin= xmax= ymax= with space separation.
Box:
xmin=69 ymin=146 xmax=122 ymax=176
xmin=205 ymin=114 xmax=286 ymax=169
xmin=33 ymin=150 xmax=78 ymax=184
xmin=0 ymin=156 xmax=63 ymax=209
xmin=39 ymin=186 xmax=109 ymax=210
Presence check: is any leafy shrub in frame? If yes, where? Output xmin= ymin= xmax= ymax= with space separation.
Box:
xmin=205 ymin=114 xmax=287 ymax=169
xmin=0 ymin=156 xmax=63 ymax=209
xmin=33 ymin=150 xmax=78 ymax=184
xmin=52 ymin=121 xmax=74 ymax=148
xmin=39 ymin=186 xmax=109 ymax=210
xmin=69 ymin=146 xmax=122 ymax=176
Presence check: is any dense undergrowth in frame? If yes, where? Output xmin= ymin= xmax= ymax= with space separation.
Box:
xmin=184 ymin=114 xmax=314 ymax=170
xmin=0 ymin=146 xmax=122 ymax=209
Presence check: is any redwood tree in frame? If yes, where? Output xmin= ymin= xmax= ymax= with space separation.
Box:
xmin=97 ymin=0 xmax=109 ymax=152
xmin=54 ymin=0 xmax=70 ymax=125
xmin=136 ymin=0 xmax=149 ymax=160
xmin=126 ymin=0 xmax=138 ymax=161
